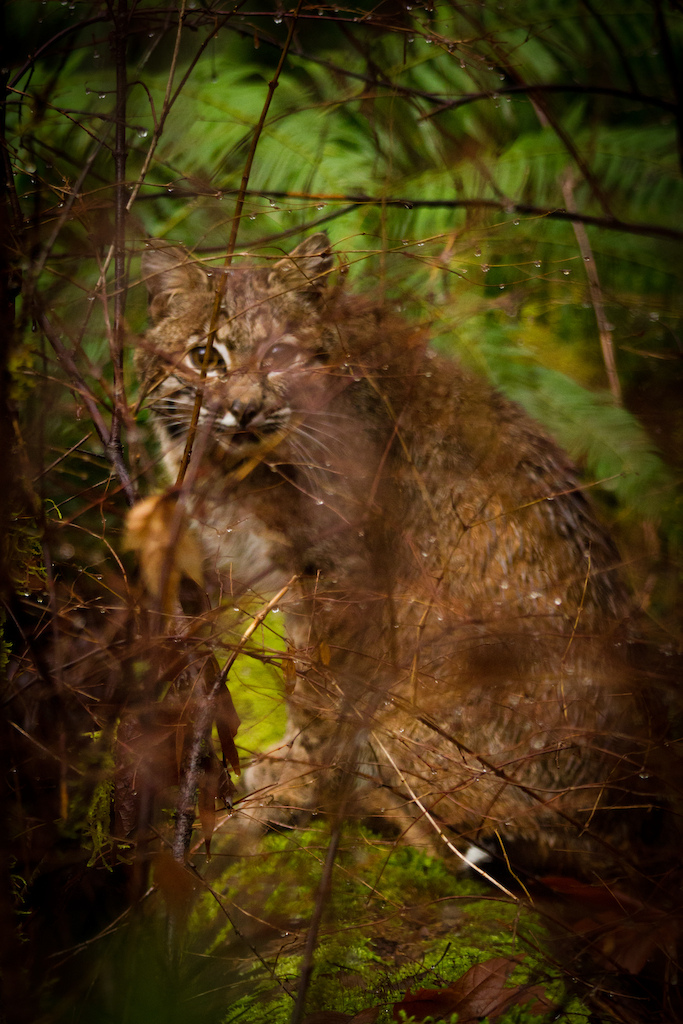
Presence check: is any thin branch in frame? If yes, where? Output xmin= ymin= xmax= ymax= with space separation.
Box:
xmin=449 ymin=0 xmax=615 ymax=218
xmin=172 ymin=576 xmax=297 ymax=864
xmin=174 ymin=0 xmax=305 ymax=487
xmin=421 ymin=82 xmax=677 ymax=120
xmin=653 ymin=0 xmax=683 ymax=177
xmin=373 ymin=735 xmax=519 ymax=901
xmin=562 ymin=174 xmax=622 ymax=404
xmin=208 ymin=190 xmax=683 ymax=244
xmin=36 ymin=309 xmax=136 ymax=505
xmin=288 ymin=821 xmax=343 ymax=1024
xmin=110 ymin=0 xmax=131 ymax=502
xmin=579 ymin=0 xmax=640 ymax=94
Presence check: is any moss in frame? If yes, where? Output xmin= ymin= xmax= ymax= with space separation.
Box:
xmin=189 ymin=824 xmax=588 ymax=1023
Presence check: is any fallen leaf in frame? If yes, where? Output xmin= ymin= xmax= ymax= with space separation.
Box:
xmin=393 ymin=956 xmax=551 ymax=1023
xmin=301 ymin=1014 xmax=352 ymax=1024
xmin=301 ymin=1012 xmax=378 ymax=1024
xmin=124 ymin=493 xmax=203 ymax=613
xmin=214 ymin=686 xmax=241 ymax=775
xmin=153 ymin=849 xmax=196 ymax=918
xmin=539 ymin=875 xmax=680 ymax=974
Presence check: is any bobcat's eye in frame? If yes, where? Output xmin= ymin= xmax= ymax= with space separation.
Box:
xmin=260 ymin=340 xmax=300 ymax=373
xmin=187 ymin=345 xmax=226 ymax=371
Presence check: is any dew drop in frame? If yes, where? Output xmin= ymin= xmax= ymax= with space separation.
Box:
xmin=137 ymin=128 xmax=148 ymax=139
xmin=481 ymin=264 xmax=490 ymax=273
xmin=534 ymin=261 xmax=541 ymax=268
xmin=562 ymin=269 xmax=571 ymax=276
xmin=474 ymin=246 xmax=481 ymax=257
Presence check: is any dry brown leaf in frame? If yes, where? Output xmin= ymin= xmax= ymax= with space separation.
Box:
xmin=282 ymin=655 xmax=297 ymax=692
xmin=540 ymin=875 xmax=680 ymax=975
xmin=319 ymin=639 xmax=331 ymax=665
xmin=301 ymin=1012 xmax=379 ymax=1024
xmin=152 ymin=849 xmax=196 ymax=917
xmin=392 ymin=956 xmax=551 ymax=1023
xmin=301 ymin=1014 xmax=352 ymax=1024
xmin=350 ymin=1009 xmax=380 ymax=1024
xmin=214 ymin=687 xmax=241 ymax=775
xmin=124 ymin=493 xmax=203 ymax=613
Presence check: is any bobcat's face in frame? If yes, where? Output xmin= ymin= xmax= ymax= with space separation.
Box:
xmin=138 ymin=234 xmax=339 ymax=468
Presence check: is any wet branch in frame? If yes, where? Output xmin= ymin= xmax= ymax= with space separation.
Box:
xmin=174 ymin=0 xmax=305 ymax=487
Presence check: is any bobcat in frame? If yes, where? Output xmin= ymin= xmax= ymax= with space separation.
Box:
xmin=136 ymin=232 xmax=665 ymax=876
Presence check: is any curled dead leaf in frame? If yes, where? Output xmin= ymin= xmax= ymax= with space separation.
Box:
xmin=124 ymin=493 xmax=203 ymax=613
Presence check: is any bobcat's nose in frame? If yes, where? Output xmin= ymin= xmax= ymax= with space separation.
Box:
xmin=230 ymin=398 xmax=259 ymax=428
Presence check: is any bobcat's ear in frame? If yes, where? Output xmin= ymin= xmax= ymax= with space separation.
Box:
xmin=141 ymin=240 xmax=210 ymax=322
xmin=270 ymin=232 xmax=334 ymax=295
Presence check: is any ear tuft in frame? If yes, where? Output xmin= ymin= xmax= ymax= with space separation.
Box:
xmin=270 ymin=232 xmax=334 ymax=294
xmin=141 ymin=240 xmax=210 ymax=321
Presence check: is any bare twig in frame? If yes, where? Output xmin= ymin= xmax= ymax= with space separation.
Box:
xmin=110 ymin=0 xmax=132 ymax=502
xmin=36 ymin=309 xmax=136 ymax=505
xmin=203 ymin=190 xmax=683 ymax=244
xmin=421 ymin=82 xmax=676 ymax=120
xmin=653 ymin=0 xmax=683 ymax=177
xmin=449 ymin=0 xmax=614 ymax=218
xmin=288 ymin=820 xmax=343 ymax=1024
xmin=174 ymin=0 xmax=305 ymax=487
xmin=172 ymin=576 xmax=297 ymax=864
xmin=373 ymin=735 xmax=519 ymax=901
xmin=562 ymin=174 xmax=622 ymax=404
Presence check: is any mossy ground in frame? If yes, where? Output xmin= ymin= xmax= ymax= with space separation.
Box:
xmin=183 ymin=823 xmax=590 ymax=1023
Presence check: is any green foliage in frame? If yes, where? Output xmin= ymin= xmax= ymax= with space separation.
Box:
xmin=221 ymin=612 xmax=289 ymax=758
xmin=84 ymin=777 xmax=117 ymax=868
